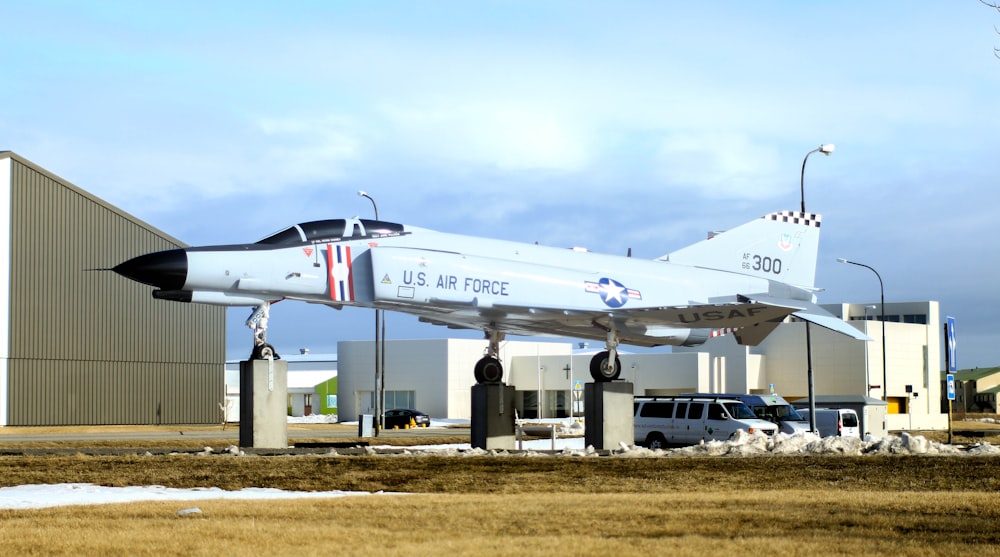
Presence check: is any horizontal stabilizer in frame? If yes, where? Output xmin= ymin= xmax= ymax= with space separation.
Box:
xmin=748 ymin=295 xmax=870 ymax=341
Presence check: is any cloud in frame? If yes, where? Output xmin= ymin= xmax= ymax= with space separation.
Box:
xmin=379 ymin=101 xmax=592 ymax=173
xmin=654 ymin=132 xmax=784 ymax=199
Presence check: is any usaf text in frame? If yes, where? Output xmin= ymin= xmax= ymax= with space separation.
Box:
xmin=403 ymin=271 xmax=510 ymax=296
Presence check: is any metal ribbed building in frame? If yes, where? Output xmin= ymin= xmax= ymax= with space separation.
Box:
xmin=0 ymin=152 xmax=224 ymax=426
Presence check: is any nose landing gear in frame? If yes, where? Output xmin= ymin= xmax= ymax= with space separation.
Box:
xmin=247 ymin=302 xmax=280 ymax=360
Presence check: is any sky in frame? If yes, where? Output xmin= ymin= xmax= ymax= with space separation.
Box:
xmin=2 ymin=1 xmax=999 ymax=367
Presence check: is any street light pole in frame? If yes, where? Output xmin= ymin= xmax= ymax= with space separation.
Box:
xmin=864 ymin=305 xmax=876 ymax=397
xmin=800 ymin=144 xmax=834 ymax=434
xmin=838 ymin=258 xmax=887 ymax=402
xmin=358 ymin=191 xmax=383 ymax=435
xmin=800 ymin=144 xmax=834 ymax=213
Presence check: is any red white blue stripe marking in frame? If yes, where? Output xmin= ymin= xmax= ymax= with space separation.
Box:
xmin=327 ymin=244 xmax=355 ymax=302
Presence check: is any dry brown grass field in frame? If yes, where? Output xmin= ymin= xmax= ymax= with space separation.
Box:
xmin=0 ymin=422 xmax=999 ymax=555
xmin=1 ymin=491 xmax=998 ymax=556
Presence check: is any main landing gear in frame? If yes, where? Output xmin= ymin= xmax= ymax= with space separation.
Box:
xmin=474 ymin=329 xmax=505 ymax=384
xmin=247 ymin=302 xmax=280 ymax=360
xmin=472 ymin=322 xmax=623 ymax=384
xmin=589 ymin=320 xmax=622 ymax=382
xmin=589 ymin=350 xmax=621 ymax=382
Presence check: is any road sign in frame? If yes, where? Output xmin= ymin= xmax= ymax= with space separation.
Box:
xmin=946 ymin=317 xmax=957 ymax=372
xmin=947 ymin=373 xmax=956 ymax=401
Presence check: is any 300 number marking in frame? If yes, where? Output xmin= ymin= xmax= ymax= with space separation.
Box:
xmin=742 ymin=254 xmax=782 ymax=274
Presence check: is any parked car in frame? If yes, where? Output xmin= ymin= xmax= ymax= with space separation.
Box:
xmin=681 ymin=393 xmax=810 ymax=434
xmin=798 ymin=408 xmax=861 ymax=438
xmin=634 ymin=396 xmax=778 ymax=448
xmin=383 ymin=408 xmax=431 ymax=429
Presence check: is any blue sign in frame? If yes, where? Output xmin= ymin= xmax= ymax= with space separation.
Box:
xmin=946 ymin=374 xmax=956 ymax=401
xmin=946 ymin=317 xmax=957 ymax=372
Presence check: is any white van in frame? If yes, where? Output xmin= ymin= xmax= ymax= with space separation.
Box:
xmin=634 ymin=396 xmax=779 ymax=448
xmin=798 ymin=408 xmax=861 ymax=438
xmin=681 ymin=393 xmax=810 ymax=435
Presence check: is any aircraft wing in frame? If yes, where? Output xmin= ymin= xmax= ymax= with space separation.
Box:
xmin=407 ymin=294 xmax=866 ymax=347
xmin=405 ymin=298 xmax=802 ymax=347
xmin=744 ymin=294 xmax=871 ymax=341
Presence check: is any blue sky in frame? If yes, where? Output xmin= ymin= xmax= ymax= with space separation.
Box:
xmin=2 ymin=1 xmax=999 ymax=367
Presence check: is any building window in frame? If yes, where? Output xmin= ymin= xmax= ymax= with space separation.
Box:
xmin=903 ymin=314 xmax=927 ymax=324
xmin=521 ymin=391 xmax=539 ymax=419
xmin=548 ymin=391 xmax=570 ymax=418
xmin=383 ymin=391 xmax=416 ymax=410
xmin=364 ymin=391 xmax=416 ymax=414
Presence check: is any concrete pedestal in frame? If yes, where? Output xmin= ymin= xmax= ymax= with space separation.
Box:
xmin=584 ymin=381 xmax=634 ymax=450
xmin=471 ymin=383 xmax=516 ymax=450
xmin=239 ymin=359 xmax=289 ymax=448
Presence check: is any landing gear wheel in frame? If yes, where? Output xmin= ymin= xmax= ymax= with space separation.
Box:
xmin=474 ymin=356 xmax=504 ymax=384
xmin=589 ymin=351 xmax=621 ymax=382
xmin=251 ymin=343 xmax=280 ymax=360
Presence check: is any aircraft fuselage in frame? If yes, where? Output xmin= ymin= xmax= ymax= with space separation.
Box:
xmin=114 ymin=216 xmax=788 ymax=348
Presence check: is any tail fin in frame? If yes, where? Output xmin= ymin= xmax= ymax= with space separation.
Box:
xmin=659 ymin=211 xmax=821 ymax=289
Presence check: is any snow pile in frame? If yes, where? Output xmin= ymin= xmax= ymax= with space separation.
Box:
xmin=616 ymin=431 xmax=1000 ymax=458
xmin=969 ymin=417 xmax=999 ymax=425
xmin=370 ymin=429 xmax=998 ymax=458
xmin=558 ymin=420 xmax=586 ymax=436
xmin=288 ymin=414 xmax=338 ymax=424
xmin=0 ymin=483 xmax=375 ymax=510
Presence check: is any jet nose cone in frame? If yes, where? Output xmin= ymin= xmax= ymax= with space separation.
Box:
xmin=113 ymin=249 xmax=188 ymax=290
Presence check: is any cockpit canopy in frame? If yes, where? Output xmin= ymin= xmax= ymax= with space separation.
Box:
xmin=256 ymin=219 xmax=406 ymax=245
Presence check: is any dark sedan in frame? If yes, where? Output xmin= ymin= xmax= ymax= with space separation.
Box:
xmin=383 ymin=408 xmax=431 ymax=429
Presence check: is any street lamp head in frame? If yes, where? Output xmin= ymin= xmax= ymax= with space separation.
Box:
xmin=357 ymin=191 xmax=379 ymax=219
xmin=836 ymin=257 xmax=848 ymax=264
xmin=819 ymin=144 xmax=835 ymax=155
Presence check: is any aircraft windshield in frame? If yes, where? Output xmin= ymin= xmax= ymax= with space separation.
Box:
xmin=256 ymin=226 xmax=304 ymax=245
xmin=723 ymin=402 xmax=757 ymax=420
xmin=256 ymin=219 xmax=405 ymax=245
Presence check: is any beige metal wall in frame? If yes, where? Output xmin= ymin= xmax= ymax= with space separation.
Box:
xmin=3 ymin=153 xmax=224 ymax=425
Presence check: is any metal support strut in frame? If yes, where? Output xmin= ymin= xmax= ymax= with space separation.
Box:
xmin=246 ymin=302 xmax=278 ymax=360
xmin=604 ymin=327 xmax=619 ymax=374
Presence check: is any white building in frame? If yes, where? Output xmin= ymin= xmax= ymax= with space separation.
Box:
xmin=672 ymin=301 xmax=944 ymax=432
xmin=224 ymin=350 xmax=337 ymax=420
xmin=335 ymin=300 xmax=948 ymax=432
xmin=337 ymin=338 xmax=569 ymax=420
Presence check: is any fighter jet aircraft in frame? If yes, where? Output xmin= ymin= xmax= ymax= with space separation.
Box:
xmin=113 ymin=209 xmax=867 ymax=383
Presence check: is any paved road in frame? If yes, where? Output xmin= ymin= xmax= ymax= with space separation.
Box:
xmin=0 ymin=424 xmax=468 ymax=443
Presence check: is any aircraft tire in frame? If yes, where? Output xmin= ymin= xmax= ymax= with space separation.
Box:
xmin=250 ymin=343 xmax=280 ymax=360
xmin=474 ymin=356 xmax=504 ymax=384
xmin=589 ymin=351 xmax=621 ymax=382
